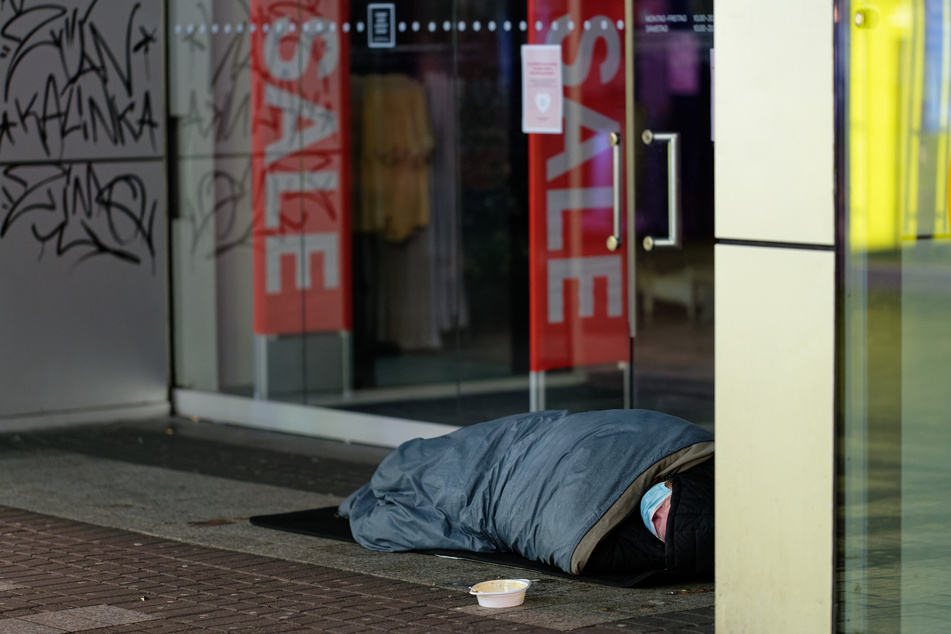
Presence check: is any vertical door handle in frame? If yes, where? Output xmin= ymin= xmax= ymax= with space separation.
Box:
xmin=606 ymin=132 xmax=623 ymax=251
xmin=641 ymin=130 xmax=682 ymax=250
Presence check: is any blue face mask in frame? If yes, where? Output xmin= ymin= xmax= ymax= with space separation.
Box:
xmin=640 ymin=482 xmax=672 ymax=538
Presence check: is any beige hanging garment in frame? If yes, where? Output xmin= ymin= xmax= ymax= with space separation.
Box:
xmin=356 ymin=74 xmax=434 ymax=243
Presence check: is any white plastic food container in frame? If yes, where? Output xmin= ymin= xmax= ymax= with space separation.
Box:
xmin=469 ymin=578 xmax=532 ymax=608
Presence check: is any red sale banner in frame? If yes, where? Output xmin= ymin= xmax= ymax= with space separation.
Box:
xmin=528 ymin=2 xmax=629 ymax=371
xmin=251 ymin=0 xmax=351 ymax=335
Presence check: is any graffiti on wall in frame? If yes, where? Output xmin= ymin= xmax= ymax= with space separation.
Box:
xmin=0 ymin=0 xmax=163 ymax=266
xmin=1 ymin=161 xmax=157 ymax=264
xmin=0 ymin=0 xmax=161 ymax=157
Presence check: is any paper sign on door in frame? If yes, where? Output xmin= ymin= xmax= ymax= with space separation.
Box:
xmin=521 ymin=44 xmax=563 ymax=134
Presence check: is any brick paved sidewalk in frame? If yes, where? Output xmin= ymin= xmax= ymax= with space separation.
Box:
xmin=0 ymin=506 xmax=543 ymax=633
xmin=0 ymin=506 xmax=715 ymax=633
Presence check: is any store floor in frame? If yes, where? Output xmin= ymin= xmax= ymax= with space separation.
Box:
xmin=0 ymin=417 xmax=714 ymax=632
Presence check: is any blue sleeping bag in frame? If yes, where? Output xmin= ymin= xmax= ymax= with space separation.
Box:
xmin=338 ymin=409 xmax=714 ymax=575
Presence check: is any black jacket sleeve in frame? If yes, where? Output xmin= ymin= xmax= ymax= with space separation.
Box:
xmin=666 ymin=459 xmax=715 ymax=578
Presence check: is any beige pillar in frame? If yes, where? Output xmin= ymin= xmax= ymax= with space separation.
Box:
xmin=714 ymin=0 xmax=836 ymax=631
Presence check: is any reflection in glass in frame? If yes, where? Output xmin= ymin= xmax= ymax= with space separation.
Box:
xmin=168 ymin=0 xmax=718 ymax=428
xmin=839 ymin=0 xmax=951 ymax=631
xmin=632 ymin=1 xmax=715 ymax=427
xmin=345 ymin=1 xmax=530 ymax=424
xmin=170 ymin=0 xmax=534 ymax=425
xmin=170 ymin=0 xmax=255 ymax=394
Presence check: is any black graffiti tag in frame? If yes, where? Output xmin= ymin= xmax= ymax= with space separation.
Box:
xmin=0 ymin=0 xmax=159 ymax=157
xmin=1 ymin=161 xmax=157 ymax=266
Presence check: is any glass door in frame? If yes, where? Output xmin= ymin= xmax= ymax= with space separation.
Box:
xmin=341 ymin=1 xmax=531 ymax=425
xmin=525 ymin=0 xmax=630 ymax=414
xmin=169 ymin=0 xmax=535 ymax=427
xmin=839 ymin=0 xmax=951 ymax=630
xmin=167 ymin=0 xmax=714 ymax=432
xmin=526 ymin=0 xmax=714 ymax=428
xmin=629 ymin=0 xmax=715 ymax=428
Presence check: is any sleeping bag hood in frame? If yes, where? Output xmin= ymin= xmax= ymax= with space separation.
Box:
xmin=339 ymin=409 xmax=714 ymax=575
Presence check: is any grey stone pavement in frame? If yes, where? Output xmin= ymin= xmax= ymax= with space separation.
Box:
xmin=0 ymin=416 xmax=714 ymax=632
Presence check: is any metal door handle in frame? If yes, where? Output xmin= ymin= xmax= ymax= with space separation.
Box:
xmin=641 ymin=129 xmax=681 ymax=250
xmin=606 ymin=132 xmax=623 ymax=251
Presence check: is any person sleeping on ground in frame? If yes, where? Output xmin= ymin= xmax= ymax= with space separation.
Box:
xmin=338 ymin=409 xmax=714 ymax=580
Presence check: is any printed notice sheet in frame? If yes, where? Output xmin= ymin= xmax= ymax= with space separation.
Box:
xmin=521 ymin=45 xmax=563 ymax=134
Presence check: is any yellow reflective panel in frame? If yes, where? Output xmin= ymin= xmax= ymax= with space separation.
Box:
xmin=938 ymin=0 xmax=951 ymax=237
xmin=947 ymin=151 xmax=951 ymax=231
xmin=850 ymin=1 xmax=908 ymax=251
xmin=850 ymin=0 xmax=951 ymax=250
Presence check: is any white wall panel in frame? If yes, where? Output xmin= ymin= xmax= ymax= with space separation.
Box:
xmin=0 ymin=1 xmax=168 ymax=421
xmin=0 ymin=161 xmax=169 ymax=419
xmin=715 ymin=244 xmax=835 ymax=632
xmin=715 ymin=0 xmax=835 ymax=245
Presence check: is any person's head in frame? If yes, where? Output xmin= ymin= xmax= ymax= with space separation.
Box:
xmin=640 ymin=471 xmax=715 ymax=578
xmin=640 ymin=481 xmax=672 ymax=542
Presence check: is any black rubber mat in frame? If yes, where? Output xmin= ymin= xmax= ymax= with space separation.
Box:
xmin=249 ymin=506 xmax=676 ymax=588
